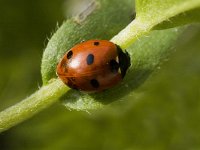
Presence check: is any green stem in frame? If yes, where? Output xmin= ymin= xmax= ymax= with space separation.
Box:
xmin=0 ymin=79 xmax=68 ymax=133
xmin=111 ymin=19 xmax=151 ymax=49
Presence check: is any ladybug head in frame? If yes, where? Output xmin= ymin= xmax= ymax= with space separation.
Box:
xmin=116 ymin=45 xmax=131 ymax=78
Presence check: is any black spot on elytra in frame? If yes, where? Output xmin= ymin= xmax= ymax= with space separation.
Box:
xmin=94 ymin=41 xmax=100 ymax=46
xmin=86 ymin=54 xmax=94 ymax=65
xmin=67 ymin=50 xmax=73 ymax=59
xmin=90 ymin=79 xmax=99 ymax=88
xmin=109 ymin=59 xmax=119 ymax=73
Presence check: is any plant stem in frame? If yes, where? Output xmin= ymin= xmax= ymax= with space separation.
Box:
xmin=0 ymin=79 xmax=68 ymax=133
xmin=111 ymin=19 xmax=151 ymax=49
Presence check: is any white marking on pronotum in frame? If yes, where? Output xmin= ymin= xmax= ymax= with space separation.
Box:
xmin=73 ymin=0 xmax=100 ymax=23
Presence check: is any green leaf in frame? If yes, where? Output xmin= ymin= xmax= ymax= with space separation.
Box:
xmin=135 ymin=0 xmax=200 ymax=26
xmin=61 ymin=28 xmax=183 ymax=111
xmin=155 ymin=7 xmax=200 ymax=29
xmin=41 ymin=0 xmax=134 ymax=84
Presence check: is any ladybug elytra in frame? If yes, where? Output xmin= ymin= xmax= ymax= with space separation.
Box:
xmin=56 ymin=40 xmax=130 ymax=92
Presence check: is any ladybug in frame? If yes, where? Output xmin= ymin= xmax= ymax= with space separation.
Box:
xmin=56 ymin=40 xmax=130 ymax=92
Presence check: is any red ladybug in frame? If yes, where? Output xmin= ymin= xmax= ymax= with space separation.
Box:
xmin=56 ymin=40 xmax=130 ymax=92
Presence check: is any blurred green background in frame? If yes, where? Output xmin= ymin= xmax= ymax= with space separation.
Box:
xmin=0 ymin=0 xmax=200 ymax=149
